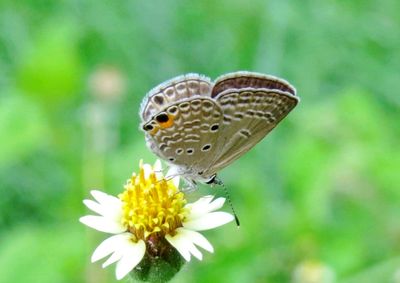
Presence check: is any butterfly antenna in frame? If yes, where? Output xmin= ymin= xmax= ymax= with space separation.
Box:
xmin=215 ymin=177 xmax=240 ymax=227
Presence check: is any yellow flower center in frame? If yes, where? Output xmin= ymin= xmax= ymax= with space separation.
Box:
xmin=119 ymin=162 xmax=187 ymax=240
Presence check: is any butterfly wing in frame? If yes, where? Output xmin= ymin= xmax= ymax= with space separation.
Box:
xmin=202 ymin=72 xmax=299 ymax=176
xmin=211 ymin=71 xmax=296 ymax=97
xmin=140 ymin=73 xmax=213 ymax=122
xmin=140 ymin=71 xmax=299 ymax=181
xmin=142 ymin=97 xmax=223 ymax=174
xmin=140 ymin=73 xmax=216 ymax=171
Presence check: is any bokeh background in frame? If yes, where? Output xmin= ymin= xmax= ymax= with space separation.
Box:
xmin=1 ymin=1 xmax=399 ymax=282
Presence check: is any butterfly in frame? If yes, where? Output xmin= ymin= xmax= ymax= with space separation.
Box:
xmin=139 ymin=71 xmax=299 ymax=190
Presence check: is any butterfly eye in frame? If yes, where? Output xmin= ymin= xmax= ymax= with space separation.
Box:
xmin=205 ymin=174 xmax=217 ymax=184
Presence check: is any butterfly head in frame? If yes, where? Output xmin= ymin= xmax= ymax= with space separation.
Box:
xmin=204 ymin=174 xmax=222 ymax=185
xmin=165 ymin=164 xmax=219 ymax=191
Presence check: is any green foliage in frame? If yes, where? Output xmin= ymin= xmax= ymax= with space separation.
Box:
xmin=0 ymin=223 xmax=85 ymax=283
xmin=0 ymin=0 xmax=399 ymax=282
xmin=0 ymin=93 xmax=49 ymax=167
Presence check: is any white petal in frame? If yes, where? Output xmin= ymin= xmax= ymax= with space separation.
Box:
xmin=205 ymin=197 xmax=225 ymax=212
xmin=165 ymin=233 xmax=191 ymax=262
xmin=103 ymin=208 xmax=123 ymax=221
xmin=102 ymin=251 xmax=123 ymax=268
xmin=185 ymin=196 xmax=214 ymax=217
xmin=184 ymin=212 xmax=234 ymax=231
xmin=91 ymin=233 xmax=131 ymax=262
xmin=142 ymin=163 xmax=153 ymax=179
xmin=166 ymin=229 xmax=208 ymax=260
xmin=153 ymin=159 xmax=162 ymax=170
xmin=101 ymin=233 xmax=133 ymax=268
xmin=187 ymin=196 xmax=225 ymax=220
xmin=97 ymin=204 xmax=123 ymax=221
xmin=90 ymin=190 xmax=121 ymax=208
xmin=166 ymin=165 xmax=180 ymax=180
xmin=115 ymin=240 xmax=146 ymax=280
xmin=80 ymin=215 xmax=125 ymax=234
xmin=83 ymin=199 xmax=104 ymax=215
xmin=176 ymin=228 xmax=213 ymax=253
xmin=153 ymin=159 xmax=164 ymax=180
xmin=187 ymin=195 xmax=213 ymax=209
xmin=187 ymin=242 xmax=202 ymax=260
xmin=84 ymin=192 xmax=123 ymax=220
xmin=171 ymin=175 xmax=180 ymax=188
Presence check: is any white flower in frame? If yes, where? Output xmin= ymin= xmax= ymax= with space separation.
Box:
xmin=80 ymin=160 xmax=234 ymax=280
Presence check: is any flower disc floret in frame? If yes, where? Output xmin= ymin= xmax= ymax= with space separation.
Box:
xmin=119 ymin=162 xmax=187 ymax=239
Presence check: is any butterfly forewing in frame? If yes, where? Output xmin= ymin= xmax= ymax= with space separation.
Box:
xmin=203 ymin=88 xmax=298 ymax=176
xmin=211 ymin=71 xmax=296 ymax=97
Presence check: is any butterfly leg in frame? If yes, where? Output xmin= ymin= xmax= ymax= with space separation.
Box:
xmin=180 ymin=178 xmax=199 ymax=193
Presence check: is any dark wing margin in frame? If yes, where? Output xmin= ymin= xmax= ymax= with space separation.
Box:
xmin=140 ymin=73 xmax=213 ymax=122
xmin=211 ymin=71 xmax=296 ymax=98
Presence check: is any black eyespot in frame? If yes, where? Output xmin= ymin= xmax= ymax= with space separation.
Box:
xmin=198 ymin=171 xmax=204 ymax=175
xmin=153 ymin=95 xmax=164 ymax=105
xmin=156 ymin=113 xmax=169 ymax=123
xmin=143 ymin=124 xmax=154 ymax=131
xmin=187 ymin=148 xmax=194 ymax=154
xmin=202 ymin=144 xmax=211 ymax=151
xmin=210 ymin=124 xmax=219 ymax=132
xmin=176 ymin=148 xmax=183 ymax=155
xmin=168 ymin=157 xmax=175 ymax=162
xmin=168 ymin=106 xmax=178 ymax=114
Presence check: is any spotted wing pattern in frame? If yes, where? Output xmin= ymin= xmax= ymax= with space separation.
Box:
xmin=142 ymin=98 xmax=223 ymax=173
xmin=140 ymin=71 xmax=299 ymax=182
xmin=203 ymin=88 xmax=298 ymax=177
xmin=140 ymin=74 xmax=213 ymax=122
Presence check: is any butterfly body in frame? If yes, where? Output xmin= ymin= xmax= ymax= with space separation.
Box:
xmin=140 ymin=71 xmax=299 ymax=189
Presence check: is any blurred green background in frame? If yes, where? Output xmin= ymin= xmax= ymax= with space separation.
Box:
xmin=0 ymin=1 xmax=399 ymax=282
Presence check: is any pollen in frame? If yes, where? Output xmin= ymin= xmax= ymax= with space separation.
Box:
xmin=119 ymin=161 xmax=187 ymax=240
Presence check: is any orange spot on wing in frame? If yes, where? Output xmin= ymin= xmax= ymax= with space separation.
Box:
xmin=158 ymin=114 xmax=175 ymax=129
xmin=149 ymin=127 xmax=159 ymax=135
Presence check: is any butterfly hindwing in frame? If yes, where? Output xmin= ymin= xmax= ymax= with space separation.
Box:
xmin=142 ymin=98 xmax=223 ymax=173
xmin=140 ymin=74 xmax=213 ymax=122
